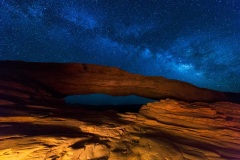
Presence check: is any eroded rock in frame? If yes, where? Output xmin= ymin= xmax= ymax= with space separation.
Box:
xmin=0 ymin=61 xmax=240 ymax=159
xmin=0 ymin=61 xmax=239 ymax=103
xmin=0 ymin=99 xmax=240 ymax=159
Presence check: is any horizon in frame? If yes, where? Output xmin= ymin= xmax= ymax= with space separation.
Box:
xmin=0 ymin=0 xmax=239 ymax=92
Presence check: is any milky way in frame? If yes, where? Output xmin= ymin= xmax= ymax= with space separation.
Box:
xmin=0 ymin=0 xmax=240 ymax=92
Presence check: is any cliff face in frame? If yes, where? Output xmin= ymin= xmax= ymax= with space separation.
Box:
xmin=0 ymin=61 xmax=240 ymax=160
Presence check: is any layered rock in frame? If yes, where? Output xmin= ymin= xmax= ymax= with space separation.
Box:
xmin=0 ymin=99 xmax=239 ymax=159
xmin=0 ymin=60 xmax=240 ymax=160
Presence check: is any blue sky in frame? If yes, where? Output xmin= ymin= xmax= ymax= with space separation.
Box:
xmin=0 ymin=0 xmax=240 ymax=92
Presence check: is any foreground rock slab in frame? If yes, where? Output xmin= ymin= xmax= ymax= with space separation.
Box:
xmin=0 ymin=99 xmax=239 ymax=160
xmin=0 ymin=61 xmax=239 ymax=103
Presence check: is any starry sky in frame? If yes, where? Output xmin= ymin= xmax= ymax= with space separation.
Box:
xmin=0 ymin=0 xmax=240 ymax=93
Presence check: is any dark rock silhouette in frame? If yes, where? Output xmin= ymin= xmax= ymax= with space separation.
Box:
xmin=0 ymin=61 xmax=239 ymax=103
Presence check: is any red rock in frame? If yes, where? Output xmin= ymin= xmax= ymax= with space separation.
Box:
xmin=0 ymin=61 xmax=240 ymax=159
xmin=0 ymin=61 xmax=239 ymax=103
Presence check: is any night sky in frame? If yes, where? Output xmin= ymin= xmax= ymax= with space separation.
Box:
xmin=0 ymin=0 xmax=240 ymax=93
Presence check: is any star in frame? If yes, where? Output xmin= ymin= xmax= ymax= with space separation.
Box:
xmin=0 ymin=0 xmax=239 ymax=92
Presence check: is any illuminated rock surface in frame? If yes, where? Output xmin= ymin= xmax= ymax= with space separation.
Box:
xmin=0 ymin=99 xmax=240 ymax=160
xmin=0 ymin=61 xmax=240 ymax=160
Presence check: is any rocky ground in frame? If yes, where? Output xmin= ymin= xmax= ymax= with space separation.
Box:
xmin=0 ymin=99 xmax=239 ymax=160
xmin=0 ymin=61 xmax=240 ymax=159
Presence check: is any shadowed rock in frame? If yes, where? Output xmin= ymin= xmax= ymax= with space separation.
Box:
xmin=0 ymin=61 xmax=240 ymax=159
xmin=0 ymin=61 xmax=239 ymax=103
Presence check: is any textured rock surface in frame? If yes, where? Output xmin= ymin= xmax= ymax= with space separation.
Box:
xmin=0 ymin=61 xmax=240 ymax=159
xmin=0 ymin=60 xmax=239 ymax=103
xmin=0 ymin=99 xmax=240 ymax=160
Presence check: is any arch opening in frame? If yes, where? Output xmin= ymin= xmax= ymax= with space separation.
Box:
xmin=64 ymin=94 xmax=156 ymax=113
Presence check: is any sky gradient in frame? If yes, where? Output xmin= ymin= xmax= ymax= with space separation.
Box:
xmin=0 ymin=0 xmax=240 ymax=92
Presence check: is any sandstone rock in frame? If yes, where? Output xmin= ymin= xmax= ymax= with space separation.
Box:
xmin=0 ymin=99 xmax=240 ymax=159
xmin=0 ymin=61 xmax=239 ymax=103
xmin=0 ymin=61 xmax=240 ymax=159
